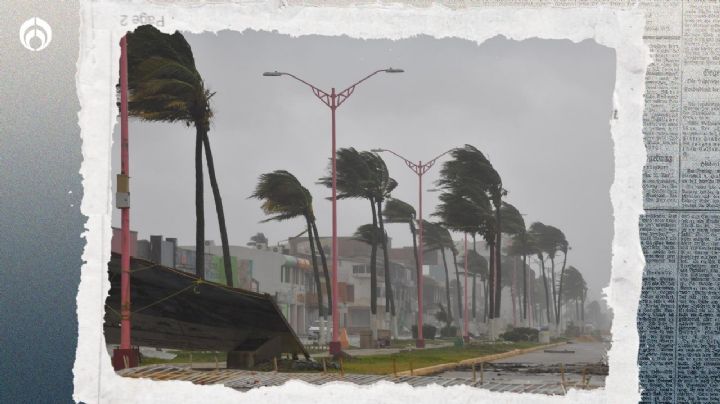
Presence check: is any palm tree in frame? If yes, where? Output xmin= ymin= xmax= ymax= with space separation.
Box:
xmin=561 ymin=266 xmax=587 ymax=328
xmin=250 ymin=170 xmax=331 ymax=323
xmin=247 ymin=232 xmax=268 ymax=247
xmin=555 ymin=239 xmax=571 ymax=328
xmin=529 ymin=222 xmax=553 ymax=325
xmin=435 ymin=145 xmax=504 ymax=319
xmin=319 ymin=148 xmax=380 ymax=315
xmin=383 ymin=198 xmax=420 ymax=283
xmin=423 ymin=221 xmax=455 ymax=329
xmin=465 ymin=249 xmax=488 ymax=321
xmin=539 ymin=225 xmax=567 ymax=328
xmin=319 ymin=149 xmax=398 ymax=321
xmin=126 ymin=25 xmax=232 ymax=284
xmin=366 ymin=153 xmax=399 ymax=317
xmin=433 ymin=185 xmax=493 ymax=325
xmin=507 ymin=229 xmax=536 ymax=323
xmin=353 ymin=223 xmax=384 ymax=338
xmin=497 ymin=202 xmax=525 ymax=319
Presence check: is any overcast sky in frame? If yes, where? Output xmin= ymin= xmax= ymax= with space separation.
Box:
xmin=112 ymin=30 xmax=615 ymax=301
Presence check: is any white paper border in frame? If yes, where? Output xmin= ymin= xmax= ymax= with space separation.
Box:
xmin=75 ymin=2 xmax=649 ymax=403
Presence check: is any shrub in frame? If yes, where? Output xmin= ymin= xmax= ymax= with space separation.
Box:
xmin=411 ymin=325 xmax=437 ymax=340
xmin=564 ymin=322 xmax=580 ymax=338
xmin=440 ymin=326 xmax=458 ymax=338
xmin=500 ymin=327 xmax=539 ymax=342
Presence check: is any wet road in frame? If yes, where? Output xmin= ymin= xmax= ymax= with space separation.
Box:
xmin=440 ymin=341 xmax=609 ymax=388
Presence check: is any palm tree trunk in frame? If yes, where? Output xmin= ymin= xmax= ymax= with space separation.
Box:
xmin=483 ymin=280 xmax=489 ymax=323
xmin=470 ymin=233 xmax=477 ymax=320
xmin=194 ymin=129 xmax=205 ymax=279
xmin=440 ymin=248 xmax=453 ymax=330
xmin=305 ymin=216 xmax=324 ymax=320
xmin=511 ymin=257 xmax=517 ymax=326
xmin=471 ymin=273 xmax=477 ymax=319
xmin=549 ymin=256 xmax=558 ymax=327
xmin=201 ymin=132 xmax=232 ymax=286
xmin=369 ymin=199 xmax=378 ymax=316
xmin=377 ymin=200 xmax=395 ymax=316
xmin=487 ymin=241 xmax=495 ymax=319
xmin=494 ymin=204 xmax=502 ymax=318
xmin=575 ymin=299 xmax=580 ymax=321
xmin=311 ymin=220 xmax=331 ymax=316
xmin=580 ymin=289 xmax=586 ymax=332
xmin=539 ymin=255 xmax=551 ymax=325
xmin=522 ymin=253 xmax=527 ymax=321
xmin=410 ymin=222 xmax=420 ymax=283
xmin=556 ymin=249 xmax=569 ymax=328
xmin=410 ymin=221 xmax=421 ymax=332
xmin=452 ymin=249 xmax=462 ymax=328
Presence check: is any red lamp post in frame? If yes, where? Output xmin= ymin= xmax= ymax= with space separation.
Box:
xmin=112 ymin=34 xmax=138 ymax=370
xmin=371 ymin=148 xmax=453 ymax=348
xmin=263 ymin=68 xmax=403 ymax=355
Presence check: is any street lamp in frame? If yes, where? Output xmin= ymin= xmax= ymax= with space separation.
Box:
xmin=372 ymin=147 xmax=454 ymax=348
xmin=264 ymin=68 xmax=403 ymax=355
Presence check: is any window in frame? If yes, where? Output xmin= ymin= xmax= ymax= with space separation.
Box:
xmin=281 ymin=266 xmax=291 ymax=283
xmin=353 ymin=264 xmax=369 ymax=274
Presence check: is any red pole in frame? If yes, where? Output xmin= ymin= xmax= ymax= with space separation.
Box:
xmin=120 ymin=35 xmax=131 ymax=351
xmin=329 ymin=89 xmax=341 ymax=355
xmin=112 ymin=34 xmax=137 ymax=370
xmin=416 ymin=163 xmax=425 ymax=348
xmin=464 ymin=233 xmax=469 ymax=342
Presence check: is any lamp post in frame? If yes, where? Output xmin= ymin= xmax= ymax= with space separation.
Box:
xmin=371 ymin=148 xmax=454 ymax=348
xmin=264 ymin=68 xmax=404 ymax=355
xmin=112 ymin=34 xmax=138 ymax=370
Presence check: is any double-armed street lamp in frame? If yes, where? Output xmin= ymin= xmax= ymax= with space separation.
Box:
xmin=371 ymin=148 xmax=454 ymax=348
xmin=264 ymin=68 xmax=404 ymax=355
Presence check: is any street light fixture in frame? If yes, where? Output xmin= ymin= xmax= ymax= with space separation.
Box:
xmin=264 ymin=68 xmax=404 ymax=355
xmin=373 ymin=147 xmax=454 ymax=348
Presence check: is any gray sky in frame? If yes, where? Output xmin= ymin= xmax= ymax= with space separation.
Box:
xmin=112 ymin=30 xmax=615 ymax=301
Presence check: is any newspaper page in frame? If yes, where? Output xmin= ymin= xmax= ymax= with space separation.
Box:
xmin=638 ymin=1 xmax=720 ymax=403
xmin=71 ymin=1 xmax=717 ymax=403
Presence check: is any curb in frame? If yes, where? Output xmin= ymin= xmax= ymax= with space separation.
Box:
xmin=395 ymin=342 xmax=567 ymax=377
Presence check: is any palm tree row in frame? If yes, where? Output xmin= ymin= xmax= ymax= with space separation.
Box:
xmin=249 ymin=145 xmax=581 ymax=334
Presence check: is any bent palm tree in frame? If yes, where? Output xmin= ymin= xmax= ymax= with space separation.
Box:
xmin=366 ymin=153 xmax=398 ymax=316
xmin=250 ymin=170 xmax=331 ymax=321
xmin=466 ymin=249 xmax=488 ymax=320
xmin=508 ymin=227 xmax=536 ymax=322
xmin=126 ymin=25 xmax=231 ymax=284
xmin=383 ymin=198 xmax=420 ymax=283
xmin=529 ymin=222 xmax=555 ymax=325
xmin=423 ymin=221 xmax=454 ymax=328
xmin=319 ymin=148 xmax=398 ymax=321
xmin=436 ymin=145 xmax=504 ymax=318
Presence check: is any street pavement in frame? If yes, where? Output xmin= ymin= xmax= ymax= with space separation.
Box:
xmin=440 ymin=341 xmax=609 ymax=388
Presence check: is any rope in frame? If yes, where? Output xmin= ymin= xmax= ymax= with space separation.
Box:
xmin=105 ymin=304 xmax=122 ymax=318
xmin=132 ymin=279 xmax=204 ymax=314
xmin=130 ymin=263 xmax=161 ymax=273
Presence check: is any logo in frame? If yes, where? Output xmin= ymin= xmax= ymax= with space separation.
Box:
xmin=19 ymin=17 xmax=52 ymax=51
